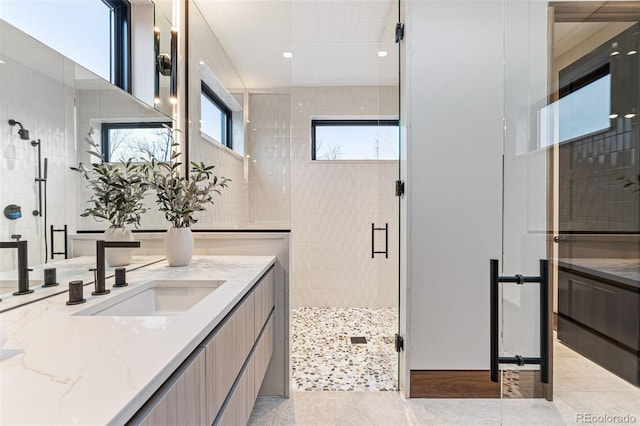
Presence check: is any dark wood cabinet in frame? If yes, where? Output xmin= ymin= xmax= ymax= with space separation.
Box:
xmin=558 ymin=267 xmax=640 ymax=386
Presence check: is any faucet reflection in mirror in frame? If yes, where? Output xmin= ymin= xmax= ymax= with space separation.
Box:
xmin=142 ymin=128 xmax=230 ymax=266
xmin=0 ymin=237 xmax=33 ymax=296
xmin=71 ymin=130 xmax=148 ymax=267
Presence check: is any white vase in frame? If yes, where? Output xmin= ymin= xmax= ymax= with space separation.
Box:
xmin=164 ymin=227 xmax=194 ymax=267
xmin=104 ymin=227 xmax=134 ymax=267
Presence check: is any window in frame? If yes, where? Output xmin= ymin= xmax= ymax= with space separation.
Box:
xmin=539 ymin=62 xmax=612 ymax=148
xmin=558 ymin=64 xmax=611 ymax=143
xmin=0 ymin=0 xmax=130 ymax=91
xmin=312 ymin=119 xmax=399 ymax=160
xmin=101 ymin=122 xmax=172 ymax=162
xmin=201 ymin=82 xmax=232 ymax=148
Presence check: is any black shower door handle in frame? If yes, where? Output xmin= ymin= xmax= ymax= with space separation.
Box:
xmin=371 ymin=223 xmax=388 ymax=258
xmin=490 ymin=258 xmax=550 ymax=384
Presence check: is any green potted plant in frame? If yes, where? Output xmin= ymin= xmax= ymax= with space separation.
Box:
xmin=142 ymin=129 xmax=230 ymax=266
xmin=71 ymin=131 xmax=148 ymax=266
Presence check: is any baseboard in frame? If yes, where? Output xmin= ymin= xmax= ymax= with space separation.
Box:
xmin=410 ymin=370 xmax=548 ymax=399
xmin=409 ymin=370 xmax=500 ymax=398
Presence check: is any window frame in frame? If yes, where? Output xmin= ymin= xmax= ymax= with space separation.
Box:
xmin=311 ymin=119 xmax=400 ymax=161
xmin=201 ymin=81 xmax=233 ymax=149
xmin=105 ymin=0 xmax=132 ymax=93
xmin=101 ymin=121 xmax=173 ymax=162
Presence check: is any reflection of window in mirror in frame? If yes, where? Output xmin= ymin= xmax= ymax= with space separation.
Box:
xmin=550 ymin=2 xmax=640 ymax=235
xmin=101 ymin=122 xmax=173 ymax=162
xmin=201 ymin=82 xmax=233 ymax=149
xmin=0 ymin=0 xmax=131 ymax=91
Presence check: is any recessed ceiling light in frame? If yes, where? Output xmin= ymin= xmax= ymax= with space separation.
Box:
xmin=610 ymin=51 xmax=620 ymax=56
xmin=625 ymin=113 xmax=636 ymax=119
xmin=628 ymin=50 xmax=637 ymax=56
xmin=0 ymin=59 xmax=5 ymax=64
xmin=609 ymin=113 xmax=619 ymax=119
xmin=282 ymin=51 xmax=294 ymax=59
xmin=378 ymin=51 xmax=388 ymax=57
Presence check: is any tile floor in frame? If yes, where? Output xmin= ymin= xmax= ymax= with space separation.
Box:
xmin=249 ymin=309 xmax=640 ymax=425
xmin=291 ymin=307 xmax=398 ymax=392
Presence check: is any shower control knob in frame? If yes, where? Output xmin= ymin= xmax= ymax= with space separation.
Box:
xmin=4 ymin=205 xmax=22 ymax=220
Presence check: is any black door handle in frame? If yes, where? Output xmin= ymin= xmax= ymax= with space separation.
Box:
xmin=490 ymin=259 xmax=550 ymax=384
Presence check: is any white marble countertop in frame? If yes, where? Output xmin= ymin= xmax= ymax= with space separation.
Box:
xmin=0 ymin=256 xmax=165 ymax=311
xmin=0 ymin=255 xmax=276 ymax=425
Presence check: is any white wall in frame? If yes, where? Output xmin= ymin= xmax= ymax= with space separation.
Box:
xmin=406 ymin=0 xmax=503 ymax=370
xmin=187 ymin=3 xmax=249 ymax=229
xmin=289 ymin=86 xmax=399 ymax=308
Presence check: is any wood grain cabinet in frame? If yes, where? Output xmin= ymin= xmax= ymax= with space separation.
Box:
xmin=205 ymin=291 xmax=255 ymax=423
xmin=136 ymin=348 xmax=207 ymax=426
xmin=214 ymin=267 xmax=275 ymax=425
xmin=129 ymin=265 xmax=276 ymax=426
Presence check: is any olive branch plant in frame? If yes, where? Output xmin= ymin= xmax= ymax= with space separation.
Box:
xmin=71 ymin=131 xmax=149 ymax=228
xmin=141 ymin=128 xmax=230 ymax=228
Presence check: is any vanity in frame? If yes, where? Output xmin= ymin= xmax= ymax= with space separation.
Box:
xmin=0 ymin=255 xmax=278 ymax=425
xmin=557 ymin=258 xmax=640 ymax=386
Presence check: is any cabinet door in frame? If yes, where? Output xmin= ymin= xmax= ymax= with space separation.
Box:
xmin=217 ymin=357 xmax=255 ymax=426
xmin=254 ymin=268 xmax=275 ymax=340
xmin=175 ymin=347 xmax=207 ymax=426
xmin=138 ymin=348 xmax=206 ymax=426
xmin=205 ymin=292 xmax=255 ymax=423
xmin=559 ymin=270 xmax=639 ymax=349
xmin=254 ymin=314 xmax=275 ymax=399
xmin=139 ymin=386 xmax=177 ymax=426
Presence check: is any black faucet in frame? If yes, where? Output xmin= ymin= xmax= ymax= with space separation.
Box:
xmin=91 ymin=240 xmax=141 ymax=295
xmin=0 ymin=237 xmax=34 ymax=295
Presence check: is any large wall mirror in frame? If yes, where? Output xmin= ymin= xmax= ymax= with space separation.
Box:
xmin=0 ymin=11 xmax=173 ymax=301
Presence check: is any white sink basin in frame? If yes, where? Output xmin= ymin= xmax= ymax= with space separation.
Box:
xmin=74 ymin=279 xmax=225 ymax=317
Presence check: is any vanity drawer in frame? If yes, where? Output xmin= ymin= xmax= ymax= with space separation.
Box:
xmin=558 ymin=269 xmax=639 ymax=350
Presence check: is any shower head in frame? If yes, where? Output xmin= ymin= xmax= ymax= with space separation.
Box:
xmin=8 ymin=119 xmax=29 ymax=140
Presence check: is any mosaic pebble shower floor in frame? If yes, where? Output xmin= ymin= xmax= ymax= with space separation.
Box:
xmin=291 ymin=307 xmax=398 ymax=392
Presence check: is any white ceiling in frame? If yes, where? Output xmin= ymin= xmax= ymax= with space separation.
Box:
xmin=193 ymin=0 xmax=399 ymax=89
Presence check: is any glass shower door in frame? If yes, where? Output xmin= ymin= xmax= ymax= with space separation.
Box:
xmin=501 ymin=0 xmax=640 ymax=422
xmin=286 ymin=0 xmax=402 ymax=392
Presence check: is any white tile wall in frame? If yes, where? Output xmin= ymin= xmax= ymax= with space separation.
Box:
xmin=246 ymin=92 xmax=292 ymax=226
xmin=1 ymin=59 xmax=77 ymax=270
xmin=187 ymin=5 xmax=248 ymax=229
xmin=289 ymin=86 xmax=399 ymax=308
